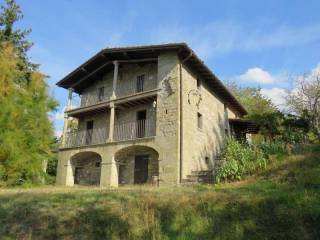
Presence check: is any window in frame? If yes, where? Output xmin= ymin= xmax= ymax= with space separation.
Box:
xmin=197 ymin=112 xmax=203 ymax=129
xmin=98 ymin=87 xmax=105 ymax=101
xmin=95 ymin=162 xmax=101 ymax=167
xmin=136 ymin=74 xmax=145 ymax=93
xmin=205 ymin=157 xmax=210 ymax=165
xmin=196 ymin=78 xmax=201 ymax=90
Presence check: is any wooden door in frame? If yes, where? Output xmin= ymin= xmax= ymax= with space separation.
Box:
xmin=136 ymin=110 xmax=146 ymax=138
xmin=134 ymin=155 xmax=149 ymax=184
xmin=86 ymin=120 xmax=93 ymax=145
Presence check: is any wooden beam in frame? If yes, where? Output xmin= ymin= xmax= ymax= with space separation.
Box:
xmin=117 ymin=58 xmax=157 ymax=64
xmin=71 ymin=61 xmax=112 ymax=89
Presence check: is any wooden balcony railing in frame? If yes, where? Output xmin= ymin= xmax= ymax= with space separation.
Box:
xmin=71 ymin=78 xmax=158 ymax=109
xmin=78 ymin=93 xmax=110 ymax=108
xmin=64 ymin=127 xmax=107 ymax=148
xmin=116 ymin=78 xmax=157 ymax=97
xmin=114 ymin=119 xmax=156 ymax=141
xmin=62 ymin=119 xmax=156 ymax=148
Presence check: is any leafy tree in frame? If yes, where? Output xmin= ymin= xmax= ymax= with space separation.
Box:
xmin=286 ymin=73 xmax=320 ymax=140
xmin=227 ymin=83 xmax=277 ymax=117
xmin=0 ymin=0 xmax=34 ymax=70
xmin=0 ymin=0 xmax=58 ymax=186
xmin=227 ymin=83 xmax=311 ymax=143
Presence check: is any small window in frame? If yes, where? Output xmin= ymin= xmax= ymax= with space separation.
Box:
xmin=196 ymin=78 xmax=201 ymax=90
xmin=136 ymin=74 xmax=145 ymax=93
xmin=205 ymin=157 xmax=210 ymax=165
xmin=95 ymin=162 xmax=101 ymax=167
xmin=197 ymin=112 xmax=203 ymax=129
xmin=98 ymin=87 xmax=105 ymax=101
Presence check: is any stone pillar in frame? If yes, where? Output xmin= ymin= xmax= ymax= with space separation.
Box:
xmin=108 ymin=102 xmax=115 ymax=142
xmin=62 ymin=88 xmax=73 ymax=146
xmin=56 ymin=151 xmax=74 ymax=186
xmin=100 ymin=155 xmax=118 ymax=187
xmin=111 ymin=61 xmax=119 ymax=99
xmin=65 ymin=160 xmax=74 ymax=186
xmin=107 ymin=61 xmax=118 ymax=143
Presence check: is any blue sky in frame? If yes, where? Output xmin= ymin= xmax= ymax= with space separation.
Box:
xmin=11 ymin=0 xmax=320 ymax=136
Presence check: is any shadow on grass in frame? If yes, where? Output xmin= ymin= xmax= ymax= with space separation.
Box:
xmin=0 ymin=145 xmax=319 ymax=239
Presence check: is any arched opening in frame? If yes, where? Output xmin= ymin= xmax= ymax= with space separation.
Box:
xmin=115 ymin=146 xmax=159 ymax=185
xmin=71 ymin=151 xmax=102 ymax=186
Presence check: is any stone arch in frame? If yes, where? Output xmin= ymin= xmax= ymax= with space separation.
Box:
xmin=114 ymin=146 xmax=159 ymax=185
xmin=70 ymin=151 xmax=102 ymax=186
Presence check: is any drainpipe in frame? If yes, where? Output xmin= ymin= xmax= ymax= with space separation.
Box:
xmin=179 ymin=50 xmax=193 ymax=183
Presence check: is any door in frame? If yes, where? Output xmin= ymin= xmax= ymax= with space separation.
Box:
xmin=134 ymin=155 xmax=149 ymax=184
xmin=74 ymin=167 xmax=82 ymax=184
xmin=118 ymin=164 xmax=126 ymax=184
xmin=136 ymin=110 xmax=146 ymax=138
xmin=136 ymin=74 xmax=145 ymax=93
xmin=86 ymin=120 xmax=93 ymax=145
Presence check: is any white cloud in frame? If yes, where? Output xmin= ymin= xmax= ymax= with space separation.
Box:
xmin=260 ymin=88 xmax=287 ymax=110
xmin=239 ymin=67 xmax=275 ymax=84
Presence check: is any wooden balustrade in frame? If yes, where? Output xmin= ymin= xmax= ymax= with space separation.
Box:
xmin=114 ymin=119 xmax=156 ymax=141
xmin=63 ymin=119 xmax=156 ymax=148
xmin=70 ymin=78 xmax=157 ymax=109
xmin=64 ymin=127 xmax=107 ymax=148
xmin=116 ymin=78 xmax=157 ymax=97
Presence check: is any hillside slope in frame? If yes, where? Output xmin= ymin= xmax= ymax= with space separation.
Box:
xmin=0 ymin=145 xmax=319 ymax=239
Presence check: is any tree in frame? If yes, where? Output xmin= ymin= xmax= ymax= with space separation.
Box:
xmin=227 ymin=83 xmax=283 ymax=141
xmin=0 ymin=0 xmax=58 ymax=186
xmin=0 ymin=0 xmax=33 ymax=65
xmin=286 ymin=72 xmax=320 ymax=140
xmin=227 ymin=83 xmax=277 ymax=117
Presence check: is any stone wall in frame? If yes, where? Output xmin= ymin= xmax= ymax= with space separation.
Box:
xmin=116 ymin=102 xmax=155 ymax=124
xmin=155 ymin=52 xmax=180 ymax=184
xmin=180 ymin=65 xmax=238 ymax=178
xmin=115 ymin=146 xmax=159 ymax=184
xmin=77 ymin=111 xmax=109 ymax=132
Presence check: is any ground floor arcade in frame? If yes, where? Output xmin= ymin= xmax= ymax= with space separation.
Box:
xmin=55 ymin=139 xmax=173 ymax=187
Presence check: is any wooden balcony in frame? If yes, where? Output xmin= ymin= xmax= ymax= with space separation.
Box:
xmin=64 ymin=127 xmax=107 ymax=148
xmin=62 ymin=119 xmax=156 ymax=148
xmin=114 ymin=119 xmax=156 ymax=142
xmin=71 ymin=78 xmax=158 ymax=109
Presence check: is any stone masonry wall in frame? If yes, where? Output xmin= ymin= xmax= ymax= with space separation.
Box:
xmin=155 ymin=51 xmax=180 ymax=185
xmin=181 ymin=65 xmax=238 ymax=178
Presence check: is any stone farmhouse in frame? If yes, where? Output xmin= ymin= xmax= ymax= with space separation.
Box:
xmin=56 ymin=43 xmax=255 ymax=187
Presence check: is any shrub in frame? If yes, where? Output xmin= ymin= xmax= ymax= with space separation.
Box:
xmin=215 ymin=138 xmax=267 ymax=183
xmin=258 ymin=140 xmax=287 ymax=160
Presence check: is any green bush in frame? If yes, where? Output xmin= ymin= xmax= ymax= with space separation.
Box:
xmin=215 ymin=138 xmax=267 ymax=182
xmin=258 ymin=140 xmax=288 ymax=160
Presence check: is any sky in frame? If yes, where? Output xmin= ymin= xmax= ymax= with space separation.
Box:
xmin=10 ymin=0 xmax=320 ymax=136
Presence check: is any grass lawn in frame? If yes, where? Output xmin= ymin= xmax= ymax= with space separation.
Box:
xmin=0 ymin=145 xmax=319 ymax=240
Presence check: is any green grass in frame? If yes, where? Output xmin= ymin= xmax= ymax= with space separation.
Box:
xmin=0 ymin=145 xmax=320 ymax=240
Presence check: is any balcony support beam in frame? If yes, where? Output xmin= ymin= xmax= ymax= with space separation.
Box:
xmin=62 ymin=88 xmax=73 ymax=146
xmin=111 ymin=61 xmax=119 ymax=99
xmin=108 ymin=102 xmax=115 ymax=142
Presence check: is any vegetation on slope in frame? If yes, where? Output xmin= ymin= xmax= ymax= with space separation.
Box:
xmin=0 ymin=145 xmax=319 ymax=239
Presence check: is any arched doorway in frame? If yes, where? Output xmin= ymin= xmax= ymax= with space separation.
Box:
xmin=71 ymin=151 xmax=102 ymax=186
xmin=115 ymin=146 xmax=159 ymax=185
